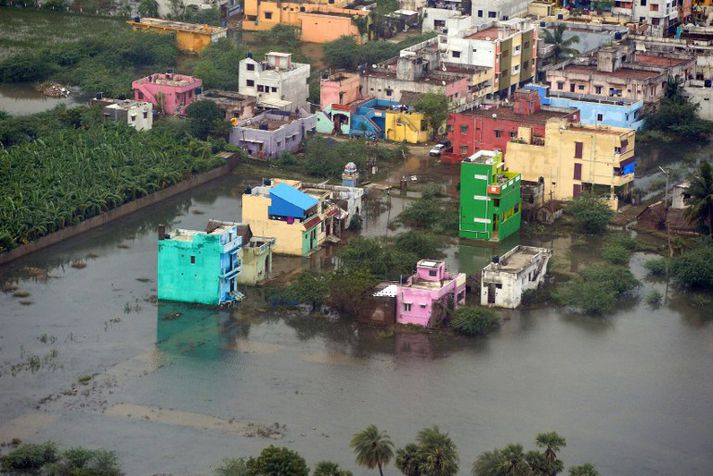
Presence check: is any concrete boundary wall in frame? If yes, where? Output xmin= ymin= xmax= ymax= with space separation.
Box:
xmin=0 ymin=159 xmax=239 ymax=267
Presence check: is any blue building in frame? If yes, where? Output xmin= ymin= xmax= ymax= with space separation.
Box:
xmin=158 ymin=220 xmax=243 ymax=305
xmin=524 ymin=84 xmax=645 ymax=130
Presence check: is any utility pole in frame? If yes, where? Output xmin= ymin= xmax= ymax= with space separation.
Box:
xmin=659 ymin=166 xmax=672 ymax=304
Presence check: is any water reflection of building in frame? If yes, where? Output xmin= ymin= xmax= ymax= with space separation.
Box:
xmin=156 ymin=302 xmax=231 ymax=358
xmin=394 ymin=332 xmax=434 ymax=360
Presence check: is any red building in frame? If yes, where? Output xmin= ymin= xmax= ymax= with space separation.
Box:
xmin=441 ymin=89 xmax=579 ymax=164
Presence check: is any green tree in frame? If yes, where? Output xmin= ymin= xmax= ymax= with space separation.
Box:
xmin=350 ymin=425 xmax=395 ymax=476
xmin=472 ymin=444 xmax=533 ymax=476
xmin=186 ymin=100 xmax=224 ymax=140
xmin=534 ymin=432 xmax=566 ymax=476
xmin=554 ymin=264 xmax=639 ymax=315
xmin=246 ymin=446 xmax=309 ymax=476
xmin=415 ymin=93 xmax=449 ymax=138
xmin=564 ymin=194 xmax=613 ymax=234
xmin=415 ymin=426 xmax=459 ymax=476
xmin=395 ymin=443 xmax=423 ymax=476
xmin=451 ymin=306 xmax=500 ymax=337
xmin=643 ymin=77 xmax=713 ymax=140
xmin=324 ymin=36 xmax=362 ymax=70
xmin=215 ymin=458 xmax=251 ymax=476
xmin=288 ymin=272 xmax=331 ymax=311
xmin=684 ymin=161 xmax=713 ymax=239
xmin=393 ymin=231 xmax=442 ymax=258
xmin=43 ymin=447 xmax=121 ymax=476
xmin=313 ymin=461 xmax=353 ymax=476
xmin=568 ymin=463 xmax=600 ymax=476
xmin=138 ymin=0 xmax=159 ymax=16
xmin=543 ymin=25 xmax=580 ymax=62
xmin=192 ymin=39 xmax=244 ymax=90
xmin=328 ymin=268 xmax=378 ymax=316
xmin=1 ymin=442 xmax=58 ymax=473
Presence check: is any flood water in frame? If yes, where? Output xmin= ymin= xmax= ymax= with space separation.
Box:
xmin=0 ymin=167 xmax=712 ymax=475
xmin=0 ymin=83 xmax=83 ymax=115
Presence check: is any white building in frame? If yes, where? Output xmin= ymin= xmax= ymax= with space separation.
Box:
xmin=481 ymin=246 xmax=551 ymax=308
xmin=422 ymin=8 xmax=473 ymax=33
xmin=239 ymin=52 xmax=311 ymax=113
xmin=684 ymin=80 xmax=713 ymax=121
xmin=471 ymin=0 xmax=532 ymax=22
xmin=101 ymin=99 xmax=153 ymax=131
xmin=612 ymin=0 xmax=678 ymax=37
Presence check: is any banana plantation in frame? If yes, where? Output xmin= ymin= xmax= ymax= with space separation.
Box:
xmin=0 ymin=125 xmax=225 ymax=251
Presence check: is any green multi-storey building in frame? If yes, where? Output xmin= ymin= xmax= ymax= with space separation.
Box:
xmin=158 ymin=220 xmax=242 ymax=305
xmin=459 ymin=150 xmax=522 ymax=241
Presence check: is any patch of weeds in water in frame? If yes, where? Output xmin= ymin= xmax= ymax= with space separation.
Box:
xmin=12 ymin=290 xmax=30 ymax=298
xmin=86 ymin=253 xmax=99 ymax=259
xmin=645 ymin=290 xmax=663 ymax=308
xmin=117 ymin=243 xmax=131 ymax=249
xmin=38 ymin=334 xmax=56 ymax=345
xmin=78 ymin=375 xmax=93 ymax=385
xmin=19 ymin=300 xmax=33 ymax=306
xmin=70 ymin=260 xmax=87 ymax=269
xmin=1 ymin=281 xmax=19 ymax=293
xmin=136 ymin=277 xmax=152 ymax=283
xmin=191 ymin=209 xmax=205 ymax=215
xmin=690 ymin=293 xmax=713 ymax=309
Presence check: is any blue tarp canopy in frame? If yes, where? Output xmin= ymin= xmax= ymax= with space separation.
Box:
xmin=268 ymin=183 xmax=318 ymax=219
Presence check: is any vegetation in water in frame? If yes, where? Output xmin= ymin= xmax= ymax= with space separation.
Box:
xmin=0 ymin=442 xmax=120 ymax=475
xmin=601 ymin=233 xmax=636 ymax=265
xmin=554 ymin=264 xmax=639 ymax=315
xmin=398 ymin=194 xmax=459 ymax=236
xmin=0 ymin=118 xmax=224 ymax=251
xmin=450 ymin=306 xmax=500 ymax=337
xmin=684 ymin=160 xmax=713 ymax=239
xmin=564 ymin=194 xmax=613 ymax=234
xmin=669 ymin=243 xmax=713 ymax=290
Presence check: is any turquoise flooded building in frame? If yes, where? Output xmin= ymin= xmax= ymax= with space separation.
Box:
xmin=158 ymin=220 xmax=242 ymax=305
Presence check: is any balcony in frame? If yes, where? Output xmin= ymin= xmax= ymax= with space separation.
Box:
xmin=223 ymin=236 xmax=242 ymax=254
xmin=220 ymin=260 xmax=241 ymax=279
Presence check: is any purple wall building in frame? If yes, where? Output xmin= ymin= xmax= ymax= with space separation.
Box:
xmin=229 ymin=109 xmax=316 ymax=159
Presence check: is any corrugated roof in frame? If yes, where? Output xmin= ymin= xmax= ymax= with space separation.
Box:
xmin=270 ymin=183 xmax=318 ymax=211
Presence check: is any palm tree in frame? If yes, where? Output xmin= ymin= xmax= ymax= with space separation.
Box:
xmin=415 ymin=426 xmax=459 ymax=476
xmin=472 ymin=444 xmax=532 ymax=476
xmin=350 ymin=425 xmax=394 ymax=476
xmin=535 ymin=432 xmax=566 ymax=466
xmin=685 ymin=160 xmax=713 ymax=240
xmin=543 ymin=25 xmax=580 ymax=62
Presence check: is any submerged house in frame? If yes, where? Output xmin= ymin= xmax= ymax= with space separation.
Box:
xmin=157 ymin=220 xmax=242 ymax=305
xmin=398 ymin=260 xmax=467 ymax=327
xmin=480 ymin=245 xmax=551 ymax=308
xmin=242 ymin=181 xmax=322 ymax=256
xmin=236 ymin=225 xmax=275 ymax=286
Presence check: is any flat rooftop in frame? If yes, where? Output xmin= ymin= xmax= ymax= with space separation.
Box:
xmin=634 ymin=54 xmax=691 ymax=68
xmin=560 ymin=64 xmax=661 ymax=80
xmin=465 ymin=26 xmax=520 ymax=40
xmin=128 ymin=17 xmax=226 ymax=34
xmin=485 ymin=246 xmax=549 ymax=273
xmin=459 ymin=104 xmax=576 ymax=125
xmin=134 ymin=73 xmax=200 ymax=87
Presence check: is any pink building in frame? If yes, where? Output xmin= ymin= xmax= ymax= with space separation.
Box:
xmin=395 ymin=260 xmax=467 ymax=327
xmin=132 ymin=73 xmax=203 ymax=116
xmin=320 ymin=71 xmax=361 ymax=109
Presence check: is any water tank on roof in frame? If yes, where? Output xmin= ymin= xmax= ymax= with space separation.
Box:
xmin=259 ymin=122 xmax=268 ymax=130
xmin=245 ymin=186 xmax=252 ymax=195
xmin=705 ymin=79 xmax=712 ymax=88
xmin=491 ymin=255 xmax=500 ymax=264
xmin=246 ymin=51 xmax=253 ymax=59
xmin=263 ymin=178 xmax=272 ymax=186
xmin=614 ymin=32 xmax=623 ymax=40
xmin=540 ymin=21 xmax=546 ymax=28
xmin=133 ymin=16 xmax=140 ymax=22
xmin=557 ymin=14 xmax=564 ymax=20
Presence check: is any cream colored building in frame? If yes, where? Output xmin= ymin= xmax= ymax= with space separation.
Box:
xmin=505 ymin=118 xmax=636 ymax=209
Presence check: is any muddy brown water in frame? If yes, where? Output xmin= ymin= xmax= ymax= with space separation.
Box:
xmin=0 ymin=83 xmax=84 ymax=115
xmin=0 ymin=166 xmax=712 ymax=475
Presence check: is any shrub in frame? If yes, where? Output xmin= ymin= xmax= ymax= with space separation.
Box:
xmin=1 ymin=441 xmax=58 ymax=472
xmin=42 ymin=447 xmax=121 ymax=476
xmin=565 ymin=194 xmax=613 ymax=234
xmin=451 ymin=306 xmax=500 ymax=337
xmin=670 ymin=245 xmax=713 ymax=290
xmin=215 ymin=457 xmax=251 ymax=476
xmin=555 ymin=264 xmax=639 ymax=315
xmin=246 ymin=446 xmax=309 ymax=476
xmin=393 ymin=231 xmax=442 ymax=258
xmin=645 ymin=290 xmax=663 ymax=308
xmin=602 ymin=243 xmax=630 ymax=265
xmin=313 ymin=461 xmax=353 ymax=476
xmin=644 ymin=258 xmax=667 ymax=276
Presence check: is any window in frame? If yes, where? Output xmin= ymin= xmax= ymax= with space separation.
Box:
xmin=574 ymin=163 xmax=582 ymax=180
xmin=460 ymin=144 xmax=468 ymax=154
xmin=488 ymin=11 xmax=497 ymax=18
xmin=452 ymin=51 xmax=461 ymax=58
xmin=130 ymin=115 xmax=136 ymax=122
xmin=641 ymin=0 xmax=647 ymax=4
xmin=143 ymin=111 xmax=148 ymax=119
xmin=385 ymin=88 xmax=393 ymax=97
xmin=574 ymin=141 xmax=583 ymax=158
xmin=595 ymin=85 xmax=603 ymax=94
xmin=246 ymin=79 xmax=254 ymax=87
xmin=557 ymin=81 xmax=564 ymax=90
xmin=478 ymin=9 xmax=483 ymax=17
xmin=271 ymin=87 xmax=278 ymax=92
xmin=460 ymin=124 xmax=468 ymax=134
xmin=509 ymin=130 xmax=516 ymax=138
xmin=264 ymin=11 xmax=272 ymax=19
xmin=597 ymin=113 xmax=603 ymax=121
xmin=247 ymin=63 xmax=255 ymax=71
xmin=570 ymin=84 xmax=576 ymax=93
xmin=578 ymin=85 xmax=585 ymax=91
xmin=494 ymin=198 xmax=500 ymax=207
xmin=403 ymin=303 xmax=412 ymax=312
xmin=514 ymin=45 xmax=521 ymax=53
xmin=615 ymin=146 xmax=622 ymax=154
xmin=524 ymin=41 xmax=530 ymax=49
xmin=137 ymin=91 xmax=144 ymax=100
xmin=495 ymin=130 xmax=502 ymax=138
xmin=473 ymin=48 xmax=478 ymax=53
xmin=650 ymin=3 xmax=658 ymax=11
xmin=257 ymin=85 xmax=265 ymax=92
xmin=190 ymin=256 xmax=195 ymax=264
xmin=429 ymin=270 xmax=437 ymax=277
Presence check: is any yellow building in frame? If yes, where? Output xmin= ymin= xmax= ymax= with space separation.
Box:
xmin=384 ymin=110 xmax=430 ymax=144
xmin=505 ymin=118 xmax=636 ymax=209
xmin=127 ymin=18 xmax=227 ymax=54
xmin=242 ymin=0 xmax=370 ymax=43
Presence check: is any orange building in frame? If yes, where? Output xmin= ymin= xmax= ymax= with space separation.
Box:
xmin=127 ymin=18 xmax=227 ymax=54
xmin=242 ymin=0 xmax=370 ymax=43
